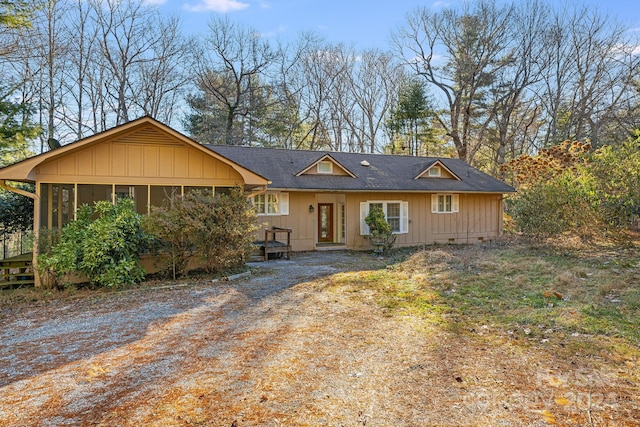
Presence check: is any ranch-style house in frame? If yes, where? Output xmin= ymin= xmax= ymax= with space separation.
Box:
xmin=0 ymin=116 xmax=514 ymax=286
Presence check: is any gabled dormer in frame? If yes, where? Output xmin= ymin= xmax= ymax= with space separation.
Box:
xmin=295 ymin=154 xmax=356 ymax=177
xmin=414 ymin=159 xmax=460 ymax=180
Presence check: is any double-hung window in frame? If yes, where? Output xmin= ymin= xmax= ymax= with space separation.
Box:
xmin=359 ymin=201 xmax=408 ymax=235
xmin=386 ymin=202 xmax=401 ymax=232
xmin=431 ymin=194 xmax=459 ymax=213
xmin=253 ymin=192 xmax=289 ymax=215
xmin=254 ymin=193 xmax=266 ymax=214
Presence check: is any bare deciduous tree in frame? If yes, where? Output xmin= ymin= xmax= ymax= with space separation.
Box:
xmin=129 ymin=15 xmax=192 ymax=124
xmin=485 ymin=0 xmax=547 ymax=175
xmin=6 ymin=0 xmax=191 ymax=144
xmin=296 ymin=40 xmax=346 ymax=150
xmin=92 ymin=0 xmax=162 ymax=124
xmin=538 ymin=5 xmax=640 ymax=147
xmin=395 ymin=0 xmax=640 ymax=170
xmin=349 ymin=49 xmax=403 ymax=153
xmin=191 ymin=17 xmax=277 ymax=145
xmin=62 ymin=0 xmax=99 ymax=138
xmin=394 ymin=0 xmax=516 ymax=163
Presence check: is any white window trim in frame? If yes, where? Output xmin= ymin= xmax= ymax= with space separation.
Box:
xmin=253 ymin=191 xmax=289 ymax=216
xmin=317 ymin=161 xmax=333 ymax=174
xmin=428 ymin=166 xmax=441 ymax=177
xmin=431 ymin=194 xmax=459 ymax=214
xmin=360 ymin=200 xmax=409 ymax=235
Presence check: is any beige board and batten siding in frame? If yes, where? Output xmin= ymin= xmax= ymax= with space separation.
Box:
xmin=256 ymin=191 xmax=504 ymax=252
xmin=254 ymin=192 xmax=316 ymax=251
xmin=35 ymin=126 xmax=245 ymax=187
xmin=346 ymin=192 xmax=503 ymax=249
xmin=428 ymin=193 xmax=503 ymax=243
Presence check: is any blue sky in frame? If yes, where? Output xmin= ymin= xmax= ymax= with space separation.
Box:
xmin=151 ymin=0 xmax=640 ymax=49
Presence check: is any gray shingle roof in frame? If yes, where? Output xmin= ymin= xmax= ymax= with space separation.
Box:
xmin=206 ymin=145 xmax=515 ymax=193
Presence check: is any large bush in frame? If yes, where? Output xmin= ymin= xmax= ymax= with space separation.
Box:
xmin=144 ymin=188 xmax=257 ymax=277
xmin=39 ymin=198 xmax=149 ymax=288
xmin=505 ymin=139 xmax=640 ymax=238
xmin=508 ymin=170 xmax=600 ymax=238
xmin=0 ymin=184 xmax=34 ymax=233
xmin=588 ymin=140 xmax=640 ymax=228
xmin=142 ymin=191 xmax=192 ymax=280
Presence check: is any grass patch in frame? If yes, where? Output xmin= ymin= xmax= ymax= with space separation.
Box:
xmin=332 ymin=242 xmax=640 ymax=364
xmin=330 ymin=269 xmax=450 ymax=324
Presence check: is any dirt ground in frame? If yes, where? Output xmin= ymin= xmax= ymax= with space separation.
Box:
xmin=0 ymin=250 xmax=638 ymax=426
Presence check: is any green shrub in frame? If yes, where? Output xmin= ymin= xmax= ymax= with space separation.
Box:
xmin=142 ymin=191 xmax=194 ymax=279
xmin=588 ymin=140 xmax=640 ymax=228
xmin=39 ymin=198 xmax=149 ymax=288
xmin=365 ymin=206 xmax=396 ymax=252
xmin=144 ymin=188 xmax=257 ymax=277
xmin=508 ymin=139 xmax=640 ymax=239
xmin=508 ymin=170 xmax=600 ymax=238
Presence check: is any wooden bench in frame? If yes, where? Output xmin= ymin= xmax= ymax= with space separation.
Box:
xmin=254 ymin=227 xmax=292 ymax=261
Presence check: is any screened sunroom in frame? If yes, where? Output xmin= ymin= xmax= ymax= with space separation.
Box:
xmin=0 ymin=117 xmax=270 ymax=286
xmin=38 ymin=183 xmax=236 ymax=229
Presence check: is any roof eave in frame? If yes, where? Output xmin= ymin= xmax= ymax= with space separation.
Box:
xmin=266 ymin=187 xmax=515 ymax=194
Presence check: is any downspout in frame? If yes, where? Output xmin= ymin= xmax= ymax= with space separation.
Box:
xmin=0 ymin=180 xmax=41 ymax=287
xmin=498 ymin=194 xmax=509 ymax=238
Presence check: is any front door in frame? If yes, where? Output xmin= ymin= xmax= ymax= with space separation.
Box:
xmin=318 ymin=203 xmax=334 ymax=243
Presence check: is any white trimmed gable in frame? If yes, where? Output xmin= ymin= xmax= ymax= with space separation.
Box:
xmin=414 ymin=160 xmax=460 ymax=180
xmin=295 ymin=154 xmax=356 ymax=177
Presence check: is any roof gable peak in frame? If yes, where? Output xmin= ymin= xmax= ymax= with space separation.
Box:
xmin=414 ymin=159 xmax=461 ymax=180
xmin=295 ymin=153 xmax=356 ymax=178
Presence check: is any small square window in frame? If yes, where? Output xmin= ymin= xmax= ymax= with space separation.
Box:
xmin=317 ymin=161 xmax=333 ymax=174
xmin=428 ymin=166 xmax=441 ymax=177
xmin=432 ymin=194 xmax=459 ymax=213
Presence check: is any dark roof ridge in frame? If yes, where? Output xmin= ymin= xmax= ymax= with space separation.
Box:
xmin=207 ymin=144 xmax=515 ymax=193
xmin=203 ymin=143 xmax=453 ymax=162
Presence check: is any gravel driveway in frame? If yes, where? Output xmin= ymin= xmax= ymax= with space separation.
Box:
xmin=1 ymin=250 xmax=636 ymax=426
xmin=1 ymin=252 xmax=342 ymax=388
xmin=1 ymin=251 xmax=409 ymax=426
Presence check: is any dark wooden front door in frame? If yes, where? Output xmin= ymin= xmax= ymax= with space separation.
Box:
xmin=318 ymin=203 xmax=334 ymax=243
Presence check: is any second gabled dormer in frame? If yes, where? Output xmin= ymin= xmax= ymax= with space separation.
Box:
xmin=414 ymin=159 xmax=460 ymax=180
xmin=295 ymin=154 xmax=356 ymax=177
